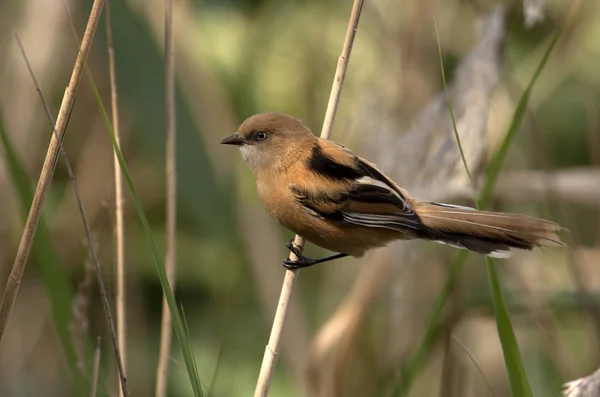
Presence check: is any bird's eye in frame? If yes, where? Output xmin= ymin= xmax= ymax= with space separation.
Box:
xmin=255 ymin=131 xmax=268 ymax=141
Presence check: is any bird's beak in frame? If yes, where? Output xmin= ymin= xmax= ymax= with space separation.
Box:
xmin=220 ymin=133 xmax=246 ymax=146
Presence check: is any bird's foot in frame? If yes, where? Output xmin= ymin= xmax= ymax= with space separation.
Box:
xmin=286 ymin=238 xmax=303 ymax=258
xmin=283 ymin=238 xmax=349 ymax=270
xmin=283 ymin=238 xmax=317 ymax=269
xmin=283 ymin=256 xmax=318 ymax=270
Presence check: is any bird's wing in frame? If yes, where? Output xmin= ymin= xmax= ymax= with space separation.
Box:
xmin=291 ymin=139 xmax=423 ymax=232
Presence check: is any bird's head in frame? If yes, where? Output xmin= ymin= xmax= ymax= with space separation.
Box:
xmin=221 ymin=112 xmax=314 ymax=173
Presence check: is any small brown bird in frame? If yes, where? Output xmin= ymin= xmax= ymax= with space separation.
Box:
xmin=221 ymin=112 xmax=565 ymax=269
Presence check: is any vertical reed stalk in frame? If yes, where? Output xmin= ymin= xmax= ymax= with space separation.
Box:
xmin=105 ymin=1 xmax=127 ymax=395
xmin=253 ymin=1 xmax=365 ymax=396
xmin=156 ymin=0 xmax=177 ymax=395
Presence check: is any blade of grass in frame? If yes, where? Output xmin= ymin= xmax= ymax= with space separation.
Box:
xmin=437 ymin=16 xmax=533 ymax=397
xmin=476 ymin=27 xmax=563 ymax=397
xmin=60 ymin=3 xmax=203 ymax=394
xmin=478 ymin=31 xmax=563 ymax=206
xmin=90 ymin=75 xmax=204 ymax=397
xmin=156 ymin=0 xmax=178 ymax=393
xmin=180 ymin=305 xmax=201 ymax=389
xmin=485 ymin=257 xmax=531 ymax=396
xmin=433 ymin=17 xmax=476 ymax=197
xmin=253 ymin=1 xmax=364 ymax=396
xmin=394 ymin=23 xmax=563 ymax=397
xmin=104 ymin=2 xmax=127 ymax=396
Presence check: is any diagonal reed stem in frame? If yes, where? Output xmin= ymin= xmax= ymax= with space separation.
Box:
xmin=0 ymin=0 xmax=104 ymax=346
xmin=14 ymin=28 xmax=129 ymax=397
xmin=253 ymin=1 xmax=365 ymax=396
xmin=105 ymin=1 xmax=127 ymax=396
xmin=155 ymin=0 xmax=177 ymax=395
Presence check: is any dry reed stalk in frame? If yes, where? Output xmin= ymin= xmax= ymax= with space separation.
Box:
xmin=14 ymin=26 xmax=129 ymax=396
xmin=90 ymin=337 xmax=102 ymax=397
xmin=105 ymin=2 xmax=127 ymax=396
xmin=155 ymin=0 xmax=177 ymax=395
xmin=253 ymin=1 xmax=365 ymax=396
xmin=0 ymin=0 xmax=105 ymax=344
xmin=304 ymin=6 xmax=507 ymax=391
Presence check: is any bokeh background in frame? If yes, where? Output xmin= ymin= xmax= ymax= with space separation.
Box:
xmin=0 ymin=0 xmax=599 ymax=396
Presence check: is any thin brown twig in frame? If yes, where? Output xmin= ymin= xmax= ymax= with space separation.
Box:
xmin=90 ymin=337 xmax=102 ymax=397
xmin=253 ymin=1 xmax=365 ymax=396
xmin=0 ymin=0 xmax=104 ymax=344
xmin=13 ymin=30 xmax=129 ymax=397
xmin=450 ymin=334 xmax=495 ymax=397
xmin=156 ymin=0 xmax=177 ymax=395
xmin=105 ymin=3 xmax=127 ymax=397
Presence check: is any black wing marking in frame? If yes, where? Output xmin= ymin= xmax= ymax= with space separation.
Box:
xmin=306 ymin=144 xmax=362 ymax=180
xmin=306 ymin=141 xmax=411 ymax=202
xmin=298 ymin=141 xmax=425 ymax=232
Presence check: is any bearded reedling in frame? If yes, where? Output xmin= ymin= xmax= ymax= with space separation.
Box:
xmin=222 ymin=112 xmax=565 ymax=269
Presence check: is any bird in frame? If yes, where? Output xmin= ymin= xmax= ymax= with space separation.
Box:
xmin=221 ymin=112 xmax=565 ymax=269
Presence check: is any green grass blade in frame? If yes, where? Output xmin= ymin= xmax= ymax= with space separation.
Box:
xmin=394 ymin=28 xmax=563 ymax=397
xmin=434 ymin=17 xmax=476 ymax=194
xmin=0 ymin=118 xmax=86 ymax=395
xmin=180 ymin=305 xmax=202 ymax=389
xmin=476 ymin=29 xmax=562 ymax=397
xmin=87 ymin=76 xmax=204 ymax=396
xmin=486 ymin=257 xmax=531 ymax=396
xmin=478 ymin=30 xmax=562 ymax=206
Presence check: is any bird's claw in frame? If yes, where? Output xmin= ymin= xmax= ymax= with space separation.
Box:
xmin=285 ymin=238 xmax=303 ymax=258
xmin=283 ymin=258 xmax=301 ymax=270
xmin=283 ymin=256 xmax=316 ymax=270
xmin=283 ymin=238 xmax=347 ymax=269
xmin=284 ymin=238 xmax=314 ymax=269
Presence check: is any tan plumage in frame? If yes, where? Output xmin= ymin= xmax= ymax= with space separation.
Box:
xmin=221 ymin=112 xmax=565 ymax=266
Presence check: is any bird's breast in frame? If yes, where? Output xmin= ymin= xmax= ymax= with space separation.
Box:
xmin=256 ymin=179 xmax=309 ymax=232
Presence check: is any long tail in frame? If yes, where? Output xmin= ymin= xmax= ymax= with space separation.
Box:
xmin=413 ymin=202 xmax=566 ymax=258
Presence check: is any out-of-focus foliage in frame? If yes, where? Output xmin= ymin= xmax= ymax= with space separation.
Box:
xmin=0 ymin=0 xmax=599 ymax=396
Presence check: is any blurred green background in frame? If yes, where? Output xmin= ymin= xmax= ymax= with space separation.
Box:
xmin=0 ymin=0 xmax=599 ymax=396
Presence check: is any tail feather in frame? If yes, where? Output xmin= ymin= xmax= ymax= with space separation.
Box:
xmin=414 ymin=202 xmax=566 ymax=257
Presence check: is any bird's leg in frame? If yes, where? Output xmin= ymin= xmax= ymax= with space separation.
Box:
xmin=283 ymin=238 xmax=348 ymax=269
